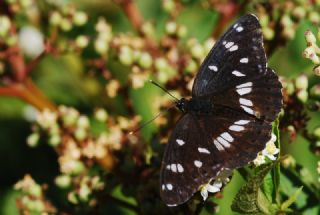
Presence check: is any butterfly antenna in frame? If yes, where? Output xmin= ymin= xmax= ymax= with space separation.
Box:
xmin=129 ymin=104 xmax=176 ymax=135
xmin=149 ymin=80 xmax=179 ymax=102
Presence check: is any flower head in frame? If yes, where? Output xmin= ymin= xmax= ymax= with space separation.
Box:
xmin=253 ymin=133 xmax=279 ymax=166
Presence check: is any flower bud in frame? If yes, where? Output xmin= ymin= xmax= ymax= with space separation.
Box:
xmin=49 ymin=134 xmax=61 ymax=147
xmin=27 ymin=133 xmax=40 ymax=147
xmin=305 ymin=30 xmax=317 ymax=44
xmin=165 ymin=21 xmax=177 ymax=35
xmin=295 ymin=74 xmax=308 ymax=90
xmin=177 ymin=25 xmax=187 ymax=38
xmin=95 ymin=108 xmax=108 ymax=122
xmin=314 ymin=65 xmax=320 ymax=76
xmin=55 ymin=175 xmax=71 ymax=188
xmin=75 ymin=35 xmax=89 ymax=48
xmin=0 ymin=16 xmax=11 ymax=37
xmin=310 ymin=84 xmax=320 ymax=98
xmin=190 ymin=43 xmax=204 ymax=59
xmin=313 ymin=126 xmax=320 ymax=139
xmin=77 ymin=116 xmax=90 ymax=129
xmin=79 ymin=183 xmax=91 ymax=202
xmin=292 ymin=6 xmax=306 ymax=19
xmin=296 ymin=90 xmax=308 ymax=103
xmin=73 ymin=11 xmax=88 ymax=26
xmin=50 ymin=11 xmax=62 ymax=26
xmin=60 ymin=18 xmax=72 ymax=31
xmin=309 ymin=11 xmax=320 ymax=25
xmin=75 ymin=128 xmax=87 ymax=141
xmin=119 ymin=46 xmax=134 ymax=66
xmin=263 ymin=26 xmax=275 ymax=40
xmin=163 ymin=0 xmax=175 ymax=13
xmin=68 ymin=191 xmax=79 ymax=204
xmin=94 ymin=38 xmax=109 ymax=55
xmin=138 ymin=52 xmax=153 ymax=69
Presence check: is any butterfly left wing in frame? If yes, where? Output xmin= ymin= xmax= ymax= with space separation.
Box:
xmin=160 ymin=107 xmax=271 ymax=206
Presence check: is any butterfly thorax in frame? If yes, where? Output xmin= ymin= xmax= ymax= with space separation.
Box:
xmin=176 ymin=98 xmax=213 ymax=114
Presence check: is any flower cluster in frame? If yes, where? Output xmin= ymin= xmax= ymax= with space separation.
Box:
xmin=14 ymin=175 xmax=56 ymax=214
xmin=303 ymin=30 xmax=320 ymax=76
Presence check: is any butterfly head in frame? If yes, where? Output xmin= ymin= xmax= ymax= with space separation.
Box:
xmin=176 ymin=98 xmax=188 ymax=113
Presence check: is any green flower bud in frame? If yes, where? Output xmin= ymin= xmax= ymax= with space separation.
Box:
xmin=71 ymin=160 xmax=85 ymax=175
xmin=68 ymin=191 xmax=79 ymax=204
xmin=77 ymin=116 xmax=90 ymax=129
xmin=310 ymin=84 xmax=320 ymax=98
xmin=119 ymin=46 xmax=134 ymax=66
xmin=292 ymin=6 xmax=306 ymax=19
xmin=314 ymin=65 xmax=320 ymax=76
xmin=79 ymin=183 xmax=91 ymax=202
xmin=141 ymin=22 xmax=155 ymax=37
xmin=309 ymin=11 xmax=320 ymax=24
xmin=185 ymin=60 xmax=197 ymax=74
xmin=295 ymin=74 xmax=308 ymax=90
xmin=281 ymin=14 xmax=293 ymax=27
xmin=6 ymin=35 xmax=17 ymax=46
xmin=60 ymin=18 xmax=72 ymax=32
xmin=286 ymin=82 xmax=295 ymax=95
xmin=27 ymin=133 xmax=40 ymax=147
xmin=20 ymin=0 xmax=33 ymax=8
xmin=94 ymin=38 xmax=109 ymax=55
xmin=75 ymin=127 xmax=87 ymax=141
xmin=204 ymin=38 xmax=215 ymax=53
xmin=75 ymin=35 xmax=89 ymax=48
xmin=259 ymin=14 xmax=269 ymax=27
xmin=28 ymin=184 xmax=42 ymax=197
xmin=55 ymin=175 xmax=71 ymax=188
xmin=0 ymin=16 xmax=11 ymax=37
xmin=313 ymin=126 xmax=320 ymax=139
xmin=163 ymin=0 xmax=175 ymax=13
xmin=155 ymin=58 xmax=168 ymax=70
xmin=177 ymin=25 xmax=187 ymax=38
xmin=305 ymin=30 xmax=317 ymax=44
xmin=95 ymin=108 xmax=108 ymax=122
xmin=296 ymin=90 xmax=308 ymax=103
xmin=73 ymin=11 xmax=88 ymax=26
xmin=263 ymin=26 xmax=275 ymax=40
xmin=303 ymin=46 xmax=315 ymax=58
xmin=49 ymin=134 xmax=61 ymax=147
xmin=50 ymin=11 xmax=62 ymax=26
xmin=190 ymin=43 xmax=204 ymax=59
xmin=165 ymin=21 xmax=177 ymax=35
xmin=138 ymin=52 xmax=153 ymax=69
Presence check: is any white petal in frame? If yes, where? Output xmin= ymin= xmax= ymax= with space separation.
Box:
xmin=200 ymin=189 xmax=208 ymax=201
xmin=271 ymin=133 xmax=277 ymax=142
xmin=266 ymin=154 xmax=276 ymax=160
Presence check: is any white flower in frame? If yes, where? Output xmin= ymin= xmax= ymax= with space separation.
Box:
xmin=253 ymin=153 xmax=266 ymax=166
xmin=262 ymin=133 xmax=279 ymax=160
xmin=253 ymin=133 xmax=279 ymax=166
xmin=200 ymin=181 xmax=222 ymax=201
xmin=199 ymin=168 xmax=232 ymax=201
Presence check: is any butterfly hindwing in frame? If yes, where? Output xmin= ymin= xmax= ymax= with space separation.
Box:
xmin=160 ymin=114 xmax=222 ymax=206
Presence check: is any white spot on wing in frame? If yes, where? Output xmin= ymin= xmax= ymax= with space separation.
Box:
xmin=233 ymin=23 xmax=238 ymax=28
xmin=236 ymin=87 xmax=252 ymax=95
xmin=239 ymin=98 xmax=253 ymax=106
xmin=208 ymin=65 xmax=218 ymax=72
xmin=217 ymin=137 xmax=231 ymax=148
xmin=236 ymin=26 xmax=244 ymax=32
xmin=198 ymin=147 xmax=210 ymax=154
xmin=229 ymin=125 xmax=245 ymax=132
xmin=241 ymin=105 xmax=254 ymax=114
xmin=237 ymin=82 xmax=252 ymax=88
xmin=229 ymin=45 xmax=238 ymax=52
xmin=166 ymin=165 xmax=171 ymax=170
xmin=171 ymin=164 xmax=177 ymax=172
xmin=214 ymin=139 xmax=224 ymax=151
xmin=177 ymin=164 xmax=184 ymax=173
xmin=176 ymin=139 xmax=185 ymax=146
xmin=166 ymin=184 xmax=173 ymax=190
xmin=232 ymin=70 xmax=245 ymax=77
xmin=234 ymin=120 xmax=250 ymax=125
xmin=225 ymin=42 xmax=234 ymax=49
xmin=221 ymin=132 xmax=234 ymax=142
xmin=240 ymin=58 xmax=249 ymax=63
xmin=222 ymin=41 xmax=226 ymax=45
xmin=162 ymin=184 xmax=165 ymax=190
xmin=194 ymin=160 xmax=203 ymax=168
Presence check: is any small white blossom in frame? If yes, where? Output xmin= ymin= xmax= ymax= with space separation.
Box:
xmin=199 ymin=168 xmax=232 ymax=201
xmin=253 ymin=133 xmax=279 ymax=166
xmin=200 ymin=181 xmax=222 ymax=201
xmin=262 ymin=133 xmax=279 ymax=160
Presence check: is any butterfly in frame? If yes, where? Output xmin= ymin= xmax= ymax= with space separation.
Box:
xmin=159 ymin=14 xmax=283 ymax=206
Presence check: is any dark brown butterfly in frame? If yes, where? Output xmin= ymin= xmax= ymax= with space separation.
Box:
xmin=160 ymin=14 xmax=282 ymax=206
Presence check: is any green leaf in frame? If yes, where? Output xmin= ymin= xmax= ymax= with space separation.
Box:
xmin=271 ymin=119 xmax=281 ymax=204
xmin=231 ymin=163 xmax=275 ymax=214
xmin=280 ymin=186 xmax=303 ymax=211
